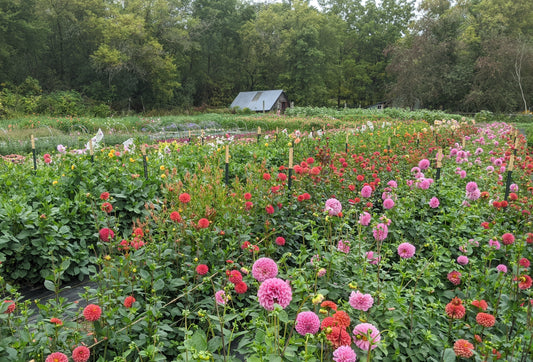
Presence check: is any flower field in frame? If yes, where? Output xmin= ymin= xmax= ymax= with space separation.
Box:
xmin=1 ymin=115 xmax=532 ymax=361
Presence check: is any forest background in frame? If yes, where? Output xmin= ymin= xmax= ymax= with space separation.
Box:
xmin=0 ymin=0 xmax=531 ymax=117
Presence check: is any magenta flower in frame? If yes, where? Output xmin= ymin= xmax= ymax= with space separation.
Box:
xmin=466 ymin=182 xmax=478 ymax=193
xmin=252 ymin=257 xmax=278 ymax=282
xmin=295 ymin=311 xmax=321 ymax=336
xmin=418 ymin=158 xmax=430 ymax=170
xmin=333 ymin=346 xmax=358 ymax=362
xmin=358 ymin=212 xmax=371 ymax=226
xmin=366 ymin=251 xmax=380 ymax=265
xmin=457 ymin=255 xmax=469 ymax=265
xmin=387 ymin=180 xmax=397 ymax=188
xmin=360 ymin=185 xmax=373 ymax=198
xmin=372 ymin=223 xmax=388 ymax=242
xmin=397 ymin=242 xmax=416 ymax=258
xmin=325 ymin=198 xmax=342 ymax=216
xmin=383 ymin=198 xmax=395 ymax=209
xmin=466 ymin=189 xmax=481 ymax=201
xmin=257 ymin=278 xmax=292 ymax=311
xmin=496 ymin=264 xmax=508 ymax=273
xmin=488 ymin=239 xmax=501 ymax=250
xmin=349 ymin=291 xmax=374 ymax=311
xmin=352 ymin=323 xmax=381 ymax=351
xmin=429 ymin=197 xmax=440 ymax=208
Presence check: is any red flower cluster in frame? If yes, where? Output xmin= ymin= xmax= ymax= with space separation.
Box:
xmin=3 ymin=300 xmax=16 ymax=314
xmin=50 ymin=317 xmax=63 ymax=325
xmin=275 ymin=236 xmax=286 ymax=246
xmin=197 ymin=218 xmax=210 ymax=229
xmin=502 ymin=233 xmax=515 ymax=245
xmin=124 ymin=296 xmax=136 ymax=308
xmin=453 ymin=339 xmax=474 ymax=358
xmin=471 ymin=299 xmax=488 ymax=311
xmin=445 ymin=297 xmax=466 ymax=319
xmin=99 ymin=228 xmax=114 ymax=242
xmin=170 ymin=211 xmax=182 ymax=222
xmin=83 ymin=304 xmax=102 ymax=322
xmin=447 ymin=271 xmax=462 ymax=286
xmin=321 ymin=308 xmax=352 ymax=348
xmin=178 ymin=193 xmax=191 ymax=203
xmin=100 ymin=192 xmax=110 ymax=200
xmin=515 ymin=275 xmax=533 ymax=290
xmin=196 ymin=264 xmax=209 ymax=275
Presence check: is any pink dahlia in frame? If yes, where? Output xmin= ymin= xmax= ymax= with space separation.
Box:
xmin=496 ymin=264 xmax=507 ymax=273
xmin=45 ymin=352 xmax=69 ymax=362
xmin=337 ymin=240 xmax=351 ymax=254
xmin=397 ymin=242 xmax=416 ymax=258
xmin=83 ymin=304 xmax=102 ymax=322
xmin=360 ymin=185 xmax=373 ymax=198
xmin=372 ymin=223 xmax=388 ymax=242
xmin=466 ymin=181 xmax=478 ymax=193
xmin=72 ymin=346 xmax=91 ymax=362
xmin=358 ymin=212 xmax=371 ymax=226
xmin=429 ymin=197 xmax=440 ymax=208
xmin=383 ymin=198 xmax=395 ymax=209
xmin=457 ymin=255 xmax=469 ymax=265
xmin=215 ymin=290 xmax=228 ymax=305
xmin=325 ymin=198 xmax=342 ymax=216
xmin=275 ymin=236 xmax=286 ymax=246
xmin=257 ymin=278 xmax=292 ymax=311
xmin=252 ymin=257 xmax=278 ymax=282
xmin=352 ymin=323 xmax=381 ymax=351
xmin=333 ymin=345 xmax=357 ymax=362
xmin=502 ymin=233 xmax=515 ymax=245
xmin=349 ymin=291 xmax=374 ymax=312
xmin=295 ymin=311 xmax=321 ymax=335
xmin=196 ymin=264 xmax=209 ymax=275
xmin=453 ymin=339 xmax=474 ymax=358
xmin=447 ymin=271 xmax=462 ymax=285
xmin=418 ymin=158 xmax=430 ymax=170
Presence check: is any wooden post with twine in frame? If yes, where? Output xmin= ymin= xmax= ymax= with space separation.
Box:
xmin=345 ymin=132 xmax=349 ymax=153
xmin=89 ymin=138 xmax=94 ymax=163
xmin=225 ymin=145 xmax=230 ymax=186
xmin=435 ymin=148 xmax=443 ymax=181
xmin=31 ymin=135 xmax=37 ymax=173
xmin=257 ymin=126 xmax=261 ymax=143
xmin=288 ymin=147 xmax=293 ymax=193
xmin=504 ymin=154 xmax=514 ymax=202
xmin=141 ymin=145 xmax=148 ymax=180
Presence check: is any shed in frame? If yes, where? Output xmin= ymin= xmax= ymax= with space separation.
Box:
xmin=230 ymin=90 xmax=289 ymax=113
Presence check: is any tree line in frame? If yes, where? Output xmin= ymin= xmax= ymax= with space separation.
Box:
xmin=0 ymin=0 xmax=531 ymax=115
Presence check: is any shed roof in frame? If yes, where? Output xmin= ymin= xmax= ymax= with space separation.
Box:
xmin=230 ymin=90 xmax=285 ymax=111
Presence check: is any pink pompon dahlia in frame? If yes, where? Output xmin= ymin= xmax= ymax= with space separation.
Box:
xmin=215 ymin=290 xmax=228 ymax=305
xmin=252 ymin=257 xmax=278 ymax=282
xmin=83 ymin=304 xmax=102 ymax=322
xmin=453 ymin=339 xmax=474 ymax=358
xmin=325 ymin=198 xmax=342 ymax=216
xmin=352 ymin=323 xmax=381 ymax=351
xmin=372 ymin=223 xmax=388 ymax=242
xmin=257 ymin=278 xmax=292 ymax=311
xmin=45 ymin=352 xmax=69 ymax=362
xmin=397 ymin=242 xmax=416 ymax=258
xmin=295 ymin=311 xmax=321 ymax=336
xmin=98 ymin=228 xmax=114 ymax=242
xmin=72 ymin=346 xmax=91 ymax=362
xmin=349 ymin=291 xmax=374 ymax=312
xmin=332 ymin=345 xmax=358 ymax=362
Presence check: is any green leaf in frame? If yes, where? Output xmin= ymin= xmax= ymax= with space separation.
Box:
xmin=207 ymin=336 xmax=222 ymax=352
xmin=442 ymin=348 xmax=456 ymax=362
xmin=43 ymin=280 xmax=55 ymax=292
xmin=189 ymin=329 xmax=207 ymax=350
xmin=153 ymin=279 xmax=165 ymax=291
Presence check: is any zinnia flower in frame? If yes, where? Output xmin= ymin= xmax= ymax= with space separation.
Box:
xmin=397 ymin=242 xmax=416 ymax=258
xmin=476 ymin=312 xmax=496 ymax=327
xmin=45 ymin=352 xmax=69 ymax=362
xmin=332 ymin=345 xmax=357 ymax=362
xmin=98 ymin=228 xmax=114 ymax=242
xmin=124 ymin=296 xmax=135 ymax=308
xmin=325 ymin=198 xmax=342 ymax=216
xmin=83 ymin=304 xmax=102 ymax=322
xmin=445 ymin=297 xmax=466 ymax=319
xmin=295 ymin=311 xmax=321 ymax=335
xmin=252 ymin=257 xmax=278 ymax=282
xmin=178 ymin=193 xmax=191 ymax=203
xmin=257 ymin=278 xmax=292 ymax=311
xmin=196 ymin=264 xmax=209 ymax=275
xmin=349 ymin=291 xmax=374 ymax=312
xmin=72 ymin=346 xmax=90 ymax=362
xmin=453 ymin=339 xmax=474 ymax=358
xmin=352 ymin=323 xmax=381 ymax=351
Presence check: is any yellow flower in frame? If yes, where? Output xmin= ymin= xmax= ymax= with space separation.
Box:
xmin=104 ymin=255 xmax=111 ymax=261
xmin=52 ymin=180 xmax=58 ymax=185
xmin=264 ymin=143 xmax=269 ymax=147
xmin=108 ymin=152 xmax=114 ymax=158
xmin=132 ymin=267 xmax=137 ymax=273
xmin=161 ymin=174 xmax=166 ymax=178
xmin=312 ymin=294 xmax=325 ymax=305
xmin=71 ymin=165 xmax=75 ymax=170
xmin=160 ymin=165 xmax=165 ymax=171
xmin=129 ymin=158 xmax=135 ymax=163
xmin=287 ymin=142 xmax=292 ymax=147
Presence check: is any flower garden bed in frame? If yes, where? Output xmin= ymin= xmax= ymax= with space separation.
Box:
xmin=1 ymin=117 xmax=532 ymax=361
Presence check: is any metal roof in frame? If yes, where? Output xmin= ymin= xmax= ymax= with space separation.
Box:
xmin=230 ymin=90 xmax=285 ymax=111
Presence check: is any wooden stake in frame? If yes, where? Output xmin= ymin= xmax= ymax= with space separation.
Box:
xmin=31 ymin=135 xmax=35 ymax=149
xmin=289 ymin=147 xmax=293 ymax=169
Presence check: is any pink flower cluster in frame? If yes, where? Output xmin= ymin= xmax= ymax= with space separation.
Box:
xmin=349 ymin=290 xmax=374 ymax=311
xmin=252 ymin=258 xmax=278 ymax=282
xmin=257 ymin=278 xmax=292 ymax=311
